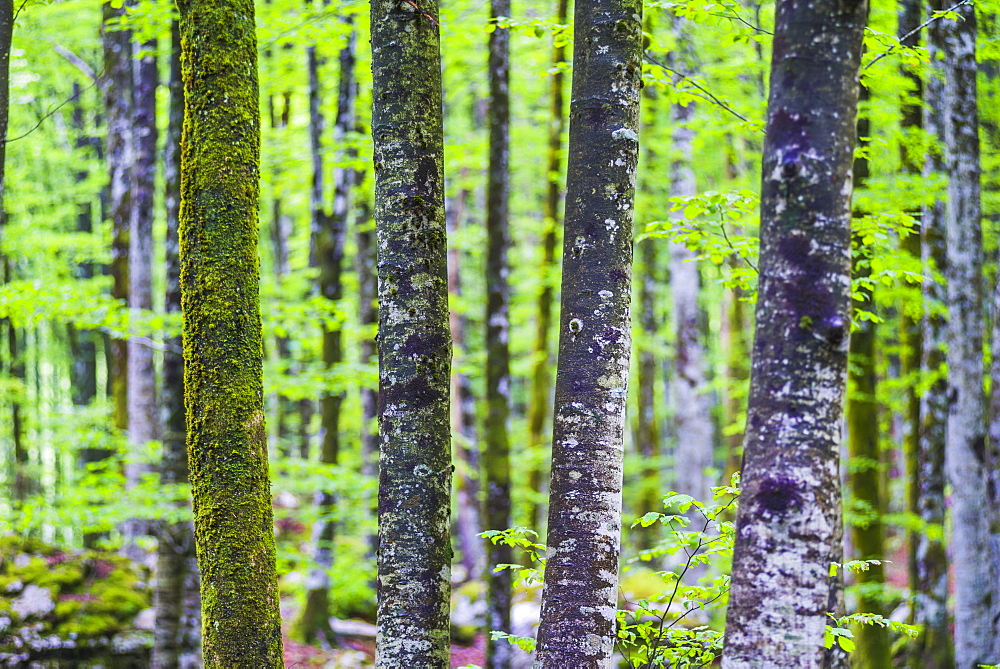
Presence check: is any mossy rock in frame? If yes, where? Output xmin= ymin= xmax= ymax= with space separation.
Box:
xmin=0 ymin=535 xmax=152 ymax=667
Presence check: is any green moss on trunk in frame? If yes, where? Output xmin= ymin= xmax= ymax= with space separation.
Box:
xmin=177 ymin=0 xmax=283 ymax=665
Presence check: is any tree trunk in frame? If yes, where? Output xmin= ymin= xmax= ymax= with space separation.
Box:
xmin=296 ymin=21 xmax=355 ymax=644
xmin=527 ymin=0 xmax=568 ymax=546
xmin=371 ymin=1 xmax=452 ymax=665
xmin=721 ymin=0 xmax=866 ymax=663
xmin=177 ymin=0 xmax=283 ymax=663
xmin=153 ymin=21 xmax=201 ymax=669
xmin=668 ymin=21 xmax=712 ymax=504
xmin=102 ymin=1 xmax=131 ymax=438
xmin=533 ymin=1 xmax=642 ymax=664
xmin=447 ymin=184 xmax=484 ymax=579
xmin=908 ymin=7 xmax=951 ymax=661
xmin=939 ymin=2 xmax=996 ymax=664
xmin=127 ymin=35 xmax=159 ymax=487
xmin=484 ymin=1 xmax=512 ymax=666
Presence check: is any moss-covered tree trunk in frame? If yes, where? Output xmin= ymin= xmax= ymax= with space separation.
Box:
xmin=177 ymin=0 xmax=283 ymax=664
xmin=939 ymin=2 xmax=996 ymax=664
xmin=153 ymin=21 xmax=201 ymax=669
xmin=527 ymin=0 xmax=568 ymax=544
xmin=296 ymin=20 xmax=356 ymax=644
xmin=484 ymin=1 xmax=512 ymax=666
xmin=534 ymin=1 xmax=642 ymax=665
xmin=371 ymin=1 xmax=452 ymax=665
xmin=720 ymin=0 xmax=866 ymax=663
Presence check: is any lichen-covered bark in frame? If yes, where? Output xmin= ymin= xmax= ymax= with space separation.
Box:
xmin=720 ymin=0 xmax=866 ymax=664
xmin=297 ymin=22 xmax=356 ymax=644
xmin=177 ymin=0 xmax=283 ymax=665
xmin=484 ymin=1 xmax=513 ymax=666
xmin=127 ymin=35 xmax=159 ymax=488
xmin=909 ymin=9 xmax=951 ymax=662
xmin=102 ymin=1 xmax=132 ymax=436
xmin=939 ymin=3 xmax=996 ymax=665
xmin=527 ymin=0 xmax=568 ymax=541
xmin=533 ymin=1 xmax=642 ymax=665
xmin=154 ymin=22 xmax=201 ymax=669
xmin=371 ymin=1 xmax=452 ymax=665
xmin=668 ymin=21 xmax=712 ymax=504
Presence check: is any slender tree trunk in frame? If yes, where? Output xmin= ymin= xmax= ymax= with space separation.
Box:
xmin=939 ymin=2 xmax=996 ymax=664
xmin=153 ymin=21 xmax=201 ymax=669
xmin=846 ymin=96 xmax=890 ymax=668
xmin=534 ymin=1 xmax=642 ymax=664
xmin=909 ymin=7 xmax=951 ymax=662
xmin=371 ymin=1 xmax=452 ymax=665
xmin=177 ymin=0 xmax=283 ymax=663
xmin=447 ymin=185 xmax=484 ymax=579
xmin=668 ymin=22 xmax=712 ymax=504
xmin=297 ymin=22 xmax=355 ymax=644
xmin=527 ymin=0 xmax=568 ymax=538
xmin=484 ymin=1 xmax=512 ymax=665
xmin=103 ymin=1 xmax=131 ymax=437
xmin=721 ymin=0 xmax=866 ymax=663
xmin=127 ymin=35 xmax=159 ymax=487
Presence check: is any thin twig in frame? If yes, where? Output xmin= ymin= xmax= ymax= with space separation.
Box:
xmin=718 ymin=217 xmax=758 ymax=273
xmin=643 ymin=52 xmax=759 ymax=130
xmin=863 ymin=0 xmax=972 ymax=70
xmin=2 ymin=81 xmax=99 ymax=144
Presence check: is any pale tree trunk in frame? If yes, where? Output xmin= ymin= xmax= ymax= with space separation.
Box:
xmin=447 ymin=184 xmax=484 ymax=578
xmin=939 ymin=2 xmax=996 ymax=665
xmin=296 ymin=21 xmax=355 ymax=644
xmin=484 ymin=1 xmax=513 ymax=665
xmin=103 ymin=1 xmax=131 ymax=438
xmin=153 ymin=21 xmax=201 ymax=669
xmin=371 ymin=1 xmax=452 ymax=665
xmin=908 ymin=5 xmax=951 ymax=662
xmin=527 ymin=0 xmax=568 ymax=543
xmin=178 ymin=0 xmax=283 ymax=662
xmin=533 ymin=0 xmax=642 ymax=664
xmin=127 ymin=35 xmax=159 ymax=487
xmin=668 ymin=19 xmax=712 ymax=504
xmin=720 ymin=0 xmax=867 ymax=663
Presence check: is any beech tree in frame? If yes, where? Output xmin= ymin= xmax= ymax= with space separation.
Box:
xmin=534 ymin=0 xmax=642 ymax=665
xmin=721 ymin=0 xmax=867 ymax=663
xmin=371 ymin=0 xmax=452 ymax=665
xmin=178 ymin=0 xmax=283 ymax=664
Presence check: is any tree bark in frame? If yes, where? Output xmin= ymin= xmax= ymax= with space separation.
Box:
xmin=153 ymin=21 xmax=201 ymax=669
xmin=177 ymin=0 xmax=283 ymax=663
xmin=371 ymin=1 xmax=452 ymax=665
xmin=533 ymin=1 xmax=642 ymax=665
xmin=721 ymin=0 xmax=866 ymax=664
xmin=484 ymin=1 xmax=513 ymax=666
xmin=938 ymin=2 xmax=996 ymax=664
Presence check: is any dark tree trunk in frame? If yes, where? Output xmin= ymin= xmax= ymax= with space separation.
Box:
xmin=177 ymin=0 xmax=283 ymax=663
xmin=533 ymin=1 xmax=642 ymax=665
xmin=484 ymin=1 xmax=512 ymax=666
xmin=296 ymin=21 xmax=356 ymax=645
xmin=371 ymin=1 xmax=452 ymax=665
xmin=153 ymin=21 xmax=201 ymax=669
xmin=721 ymin=0 xmax=867 ymax=663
